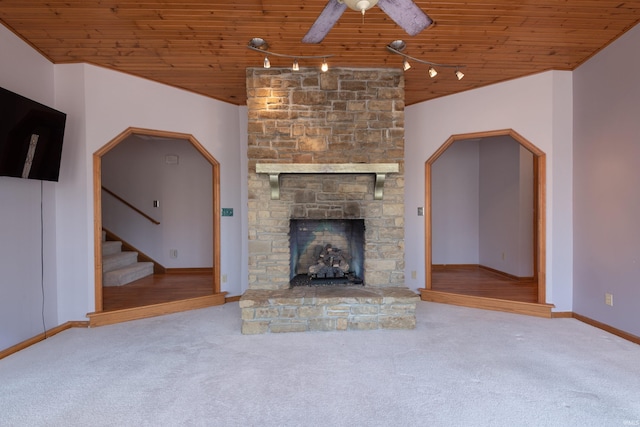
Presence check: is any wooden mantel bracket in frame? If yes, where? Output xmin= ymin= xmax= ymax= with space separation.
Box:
xmin=255 ymin=163 xmax=399 ymax=200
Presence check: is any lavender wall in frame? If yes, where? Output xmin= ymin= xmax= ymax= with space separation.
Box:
xmin=479 ymin=137 xmax=533 ymax=277
xmin=573 ymin=23 xmax=640 ymax=336
xmin=405 ymin=70 xmax=574 ymax=311
xmin=0 ymin=25 xmax=59 ymax=350
xmin=59 ymin=63 xmax=245 ymax=314
xmin=431 ymin=137 xmax=533 ymax=277
xmin=1 ymin=23 xmax=245 ymax=350
xmin=431 ymin=140 xmax=480 ymax=264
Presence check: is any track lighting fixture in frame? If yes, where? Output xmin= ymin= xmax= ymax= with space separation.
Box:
xmin=387 ymin=40 xmax=466 ymax=80
xmin=248 ymin=38 xmax=334 ymax=72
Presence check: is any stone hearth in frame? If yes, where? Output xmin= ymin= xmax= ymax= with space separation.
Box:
xmin=240 ymin=287 xmax=418 ymax=334
xmin=241 ymin=67 xmax=417 ymax=333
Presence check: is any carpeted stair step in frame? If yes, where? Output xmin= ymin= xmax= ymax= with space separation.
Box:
xmin=103 ymin=262 xmax=154 ymax=287
xmin=103 ymin=251 xmax=139 ymax=273
xmin=102 ymin=240 xmax=122 ymax=256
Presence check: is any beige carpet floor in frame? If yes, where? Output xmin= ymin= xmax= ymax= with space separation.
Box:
xmin=1 ymin=301 xmax=639 ymax=426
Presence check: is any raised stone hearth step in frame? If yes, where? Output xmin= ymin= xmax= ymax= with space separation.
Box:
xmin=240 ymin=286 xmax=419 ymax=334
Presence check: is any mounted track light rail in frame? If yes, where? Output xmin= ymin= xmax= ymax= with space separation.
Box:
xmin=247 ymin=38 xmax=333 ymax=72
xmin=386 ymin=40 xmax=466 ymax=80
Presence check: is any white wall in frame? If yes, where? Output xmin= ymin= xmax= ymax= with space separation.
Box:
xmin=2 ymin=23 xmax=246 ymax=351
xmin=518 ymin=145 xmax=534 ymax=277
xmin=63 ymin=63 xmax=245 ymax=313
xmin=54 ymin=62 xmax=91 ymax=323
xmin=405 ymin=70 xmax=574 ymax=311
xmin=478 ymin=136 xmax=533 ymax=277
xmin=102 ymin=136 xmax=213 ymax=268
xmin=0 ymin=25 xmax=59 ymax=349
xmin=431 ymin=137 xmax=533 ymax=277
xmin=431 ymin=140 xmax=480 ymax=264
xmin=573 ymin=23 xmax=640 ymax=337
xmin=238 ymin=106 xmax=249 ymax=294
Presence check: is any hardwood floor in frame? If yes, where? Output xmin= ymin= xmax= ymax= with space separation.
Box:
xmin=431 ymin=265 xmax=538 ymax=303
xmin=102 ymin=272 xmax=214 ymax=312
xmin=103 ymin=266 xmax=536 ymax=312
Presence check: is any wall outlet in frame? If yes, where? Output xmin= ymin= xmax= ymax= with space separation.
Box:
xmin=170 ymin=249 xmax=178 ymax=259
xmin=501 ymin=252 xmax=506 ymax=260
xmin=411 ymin=270 xmax=417 ymax=279
xmin=605 ymin=293 xmax=613 ymax=306
xmin=222 ymin=274 xmax=228 ymax=283
xmin=221 ymin=208 xmax=233 ymax=217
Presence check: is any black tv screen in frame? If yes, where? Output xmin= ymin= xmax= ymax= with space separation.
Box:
xmin=0 ymin=86 xmax=66 ymax=182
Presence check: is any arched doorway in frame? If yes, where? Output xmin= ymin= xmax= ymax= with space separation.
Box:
xmin=420 ymin=129 xmax=551 ymax=317
xmin=89 ymin=127 xmax=225 ymax=326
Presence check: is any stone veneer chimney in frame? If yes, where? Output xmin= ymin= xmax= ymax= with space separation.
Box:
xmin=246 ymin=67 xmax=406 ymax=290
xmin=241 ymin=67 xmax=418 ymax=334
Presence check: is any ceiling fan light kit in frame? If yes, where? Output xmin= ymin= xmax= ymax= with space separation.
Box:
xmin=302 ymin=0 xmax=432 ymax=43
xmin=341 ymin=0 xmax=379 ymax=15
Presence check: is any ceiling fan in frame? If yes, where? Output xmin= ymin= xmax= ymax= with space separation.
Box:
xmin=302 ymin=0 xmax=433 ymax=44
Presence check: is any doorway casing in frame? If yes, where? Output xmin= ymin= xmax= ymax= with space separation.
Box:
xmin=420 ymin=129 xmax=553 ymax=317
xmin=88 ymin=127 xmax=226 ymax=326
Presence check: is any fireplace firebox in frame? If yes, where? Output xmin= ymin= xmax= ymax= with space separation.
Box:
xmin=289 ymin=219 xmax=365 ymax=287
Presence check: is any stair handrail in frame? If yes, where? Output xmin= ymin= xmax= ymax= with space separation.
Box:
xmin=101 ymin=186 xmax=160 ymax=225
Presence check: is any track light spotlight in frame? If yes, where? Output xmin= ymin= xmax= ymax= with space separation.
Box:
xmin=247 ymin=38 xmax=335 ymax=73
xmin=386 ymin=40 xmax=466 ymax=81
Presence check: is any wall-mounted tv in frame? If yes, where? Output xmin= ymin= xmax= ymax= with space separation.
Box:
xmin=0 ymin=86 xmax=67 ymax=182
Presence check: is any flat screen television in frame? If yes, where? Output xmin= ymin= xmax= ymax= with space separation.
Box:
xmin=0 ymin=86 xmax=67 ymax=182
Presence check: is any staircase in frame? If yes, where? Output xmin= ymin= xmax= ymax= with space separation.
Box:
xmin=102 ymin=231 xmax=154 ymax=287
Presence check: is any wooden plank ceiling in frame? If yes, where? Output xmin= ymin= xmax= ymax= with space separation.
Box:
xmin=1 ymin=1 xmax=639 ymax=106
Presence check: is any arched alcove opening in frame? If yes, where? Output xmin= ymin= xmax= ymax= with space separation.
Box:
xmin=421 ymin=129 xmax=551 ymax=317
xmin=89 ymin=127 xmax=225 ymax=326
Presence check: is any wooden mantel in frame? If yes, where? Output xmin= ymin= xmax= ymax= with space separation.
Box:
xmin=255 ymin=163 xmax=399 ymax=200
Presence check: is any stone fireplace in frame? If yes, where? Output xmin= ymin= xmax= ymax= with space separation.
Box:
xmin=240 ymin=67 xmax=418 ymax=333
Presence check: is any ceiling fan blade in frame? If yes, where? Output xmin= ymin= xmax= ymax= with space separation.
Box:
xmin=302 ymin=0 xmax=348 ymax=44
xmin=377 ymin=0 xmax=433 ymax=36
